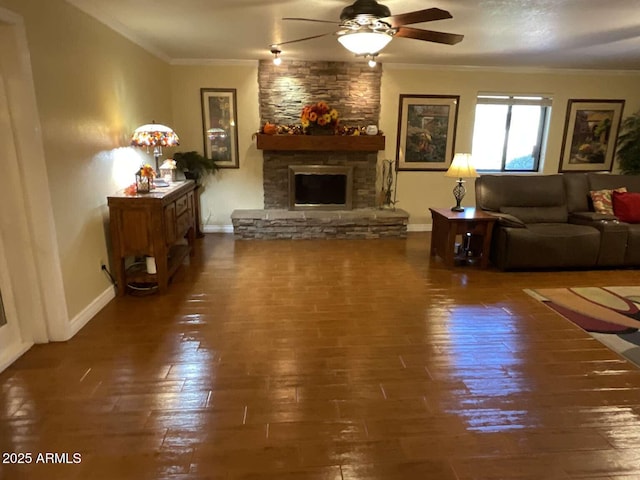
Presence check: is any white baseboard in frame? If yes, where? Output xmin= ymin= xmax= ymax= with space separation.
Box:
xmin=67 ymin=285 xmax=116 ymax=339
xmin=0 ymin=341 xmax=32 ymax=374
xmin=202 ymin=224 xmax=234 ymax=233
xmin=407 ymin=224 xmax=432 ymax=232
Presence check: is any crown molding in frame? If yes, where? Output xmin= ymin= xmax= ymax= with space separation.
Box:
xmin=170 ymin=58 xmax=259 ymax=67
xmin=383 ymin=62 xmax=640 ymax=76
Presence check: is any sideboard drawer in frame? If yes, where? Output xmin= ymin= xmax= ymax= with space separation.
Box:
xmin=164 ymin=202 xmax=177 ymax=244
xmin=176 ymin=210 xmax=193 ymax=238
xmin=175 ymin=194 xmax=189 ymax=216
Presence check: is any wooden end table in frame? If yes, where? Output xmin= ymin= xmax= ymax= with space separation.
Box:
xmin=429 ymin=207 xmax=497 ymax=268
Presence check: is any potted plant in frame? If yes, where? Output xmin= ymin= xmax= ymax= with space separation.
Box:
xmin=617 ymin=110 xmax=640 ymax=174
xmin=173 ymin=151 xmax=219 ymax=185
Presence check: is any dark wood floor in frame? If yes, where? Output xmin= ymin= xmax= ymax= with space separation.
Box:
xmin=2 ymin=232 xmax=640 ymax=479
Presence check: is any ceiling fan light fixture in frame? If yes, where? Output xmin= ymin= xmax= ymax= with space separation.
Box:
xmin=270 ymin=47 xmax=282 ymax=66
xmin=337 ymin=31 xmax=392 ymax=55
xmin=340 ymin=0 xmax=391 ymax=21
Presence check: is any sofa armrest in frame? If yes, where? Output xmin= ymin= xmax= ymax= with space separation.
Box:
xmin=569 ymin=211 xmax=618 ymax=223
xmin=569 ymin=211 xmax=628 ymax=266
xmin=487 ymin=212 xmax=526 ymax=228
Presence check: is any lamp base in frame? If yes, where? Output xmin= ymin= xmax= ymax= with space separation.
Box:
xmin=451 ymin=179 xmax=466 ymax=212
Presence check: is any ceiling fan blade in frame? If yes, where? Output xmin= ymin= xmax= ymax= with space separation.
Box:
xmin=273 ymin=32 xmax=335 ymax=47
xmin=283 ymin=17 xmax=339 ymax=25
xmin=380 ymin=8 xmax=452 ymax=28
xmin=394 ymin=27 xmax=464 ymax=45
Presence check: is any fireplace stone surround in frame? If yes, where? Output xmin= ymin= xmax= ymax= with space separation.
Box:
xmin=289 ymin=165 xmax=353 ymax=210
xmin=263 ymin=150 xmax=376 ymax=210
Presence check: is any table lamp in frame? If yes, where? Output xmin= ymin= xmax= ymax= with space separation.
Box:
xmin=444 ymin=153 xmax=478 ymax=212
xmin=130 ymin=121 xmax=180 ymax=172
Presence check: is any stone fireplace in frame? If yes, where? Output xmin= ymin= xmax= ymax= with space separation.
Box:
xmin=230 ymin=60 xmax=408 ymax=239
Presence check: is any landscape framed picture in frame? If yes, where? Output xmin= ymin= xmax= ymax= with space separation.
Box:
xmin=559 ymin=99 xmax=625 ymax=172
xmin=201 ymin=88 xmax=239 ymax=169
xmin=395 ymin=94 xmax=459 ymax=171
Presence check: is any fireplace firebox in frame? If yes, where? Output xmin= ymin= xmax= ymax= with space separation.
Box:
xmin=288 ymin=165 xmax=353 ymax=210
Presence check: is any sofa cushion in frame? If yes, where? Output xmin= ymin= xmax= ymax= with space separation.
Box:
xmin=563 ymin=173 xmax=591 ymax=213
xmin=624 ymin=224 xmax=640 ymax=265
xmin=613 ymin=191 xmax=640 ymax=223
xmin=491 ymin=223 xmax=600 ymax=269
xmin=500 ymin=205 xmax=568 ymax=224
xmin=475 ymin=175 xmax=566 ymax=212
xmin=590 ymin=187 xmax=627 ymax=215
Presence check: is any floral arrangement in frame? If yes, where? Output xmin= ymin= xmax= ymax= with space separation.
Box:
xmin=256 ymin=101 xmax=383 ymax=137
xmin=300 ymin=101 xmax=339 ymax=131
xmin=139 ymin=164 xmax=156 ymax=178
xmin=124 ymin=184 xmax=138 ymax=196
xmin=123 ymin=164 xmax=157 ymax=195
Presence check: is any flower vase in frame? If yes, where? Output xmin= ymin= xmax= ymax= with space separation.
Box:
xmin=136 ymin=174 xmax=152 ymax=193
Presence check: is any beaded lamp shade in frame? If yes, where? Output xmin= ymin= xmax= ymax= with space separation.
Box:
xmin=130 ymin=122 xmax=180 ymax=172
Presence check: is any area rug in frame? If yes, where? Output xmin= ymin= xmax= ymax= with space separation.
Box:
xmin=525 ymin=286 xmax=640 ymax=367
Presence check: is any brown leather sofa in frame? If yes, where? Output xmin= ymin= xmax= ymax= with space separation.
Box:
xmin=475 ymin=173 xmax=640 ymax=270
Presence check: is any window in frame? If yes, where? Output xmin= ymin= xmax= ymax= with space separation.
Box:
xmin=471 ymin=94 xmax=552 ymax=172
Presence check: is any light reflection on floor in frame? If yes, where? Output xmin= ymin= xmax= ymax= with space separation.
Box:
xmin=442 ymin=305 xmax=534 ymax=432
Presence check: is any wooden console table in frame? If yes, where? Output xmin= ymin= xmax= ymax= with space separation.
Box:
xmin=108 ymin=180 xmax=196 ymax=295
xmin=429 ymin=207 xmax=497 ymax=268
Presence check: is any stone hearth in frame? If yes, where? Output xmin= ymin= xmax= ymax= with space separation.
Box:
xmin=231 ymin=209 xmax=409 ymax=240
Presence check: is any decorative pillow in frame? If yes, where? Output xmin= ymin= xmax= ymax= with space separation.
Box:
xmin=612 ymin=191 xmax=640 ymax=223
xmin=499 ymin=205 xmax=568 ymax=224
xmin=590 ymin=187 xmax=627 ymax=215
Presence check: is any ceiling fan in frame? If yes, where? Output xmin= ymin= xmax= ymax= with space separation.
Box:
xmin=272 ymin=0 xmax=464 ymax=57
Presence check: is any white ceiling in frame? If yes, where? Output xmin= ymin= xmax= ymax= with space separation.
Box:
xmin=67 ymin=0 xmax=640 ymax=70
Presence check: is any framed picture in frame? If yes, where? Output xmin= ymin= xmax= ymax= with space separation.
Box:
xmin=201 ymin=88 xmax=239 ymax=169
xmin=559 ymin=99 xmax=625 ymax=172
xmin=395 ymin=94 xmax=459 ymax=171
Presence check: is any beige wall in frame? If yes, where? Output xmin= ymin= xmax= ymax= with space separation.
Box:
xmin=0 ymin=0 xmax=171 ymax=318
xmin=380 ymin=66 xmax=640 ymax=226
xmin=169 ymin=63 xmax=640 ymax=229
xmin=170 ymin=63 xmax=262 ymax=228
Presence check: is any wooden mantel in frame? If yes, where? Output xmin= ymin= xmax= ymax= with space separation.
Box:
xmin=256 ymin=134 xmax=385 ymax=152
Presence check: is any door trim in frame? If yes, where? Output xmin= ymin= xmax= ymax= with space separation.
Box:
xmin=0 ymin=7 xmax=70 ymax=348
